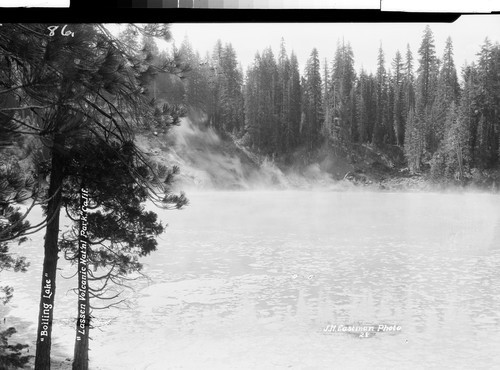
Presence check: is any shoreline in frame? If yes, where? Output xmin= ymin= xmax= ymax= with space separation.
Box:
xmin=1 ymin=310 xmax=73 ymax=370
xmin=172 ymin=176 xmax=500 ymax=194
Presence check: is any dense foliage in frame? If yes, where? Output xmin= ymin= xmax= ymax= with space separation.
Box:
xmin=0 ymin=23 xmax=188 ymax=369
xmin=157 ymin=26 xmax=500 ymax=183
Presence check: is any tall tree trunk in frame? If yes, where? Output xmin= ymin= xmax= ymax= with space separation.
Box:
xmin=456 ymin=143 xmax=464 ymax=181
xmin=35 ymin=133 xmax=66 ymax=370
xmin=73 ymin=185 xmax=90 ymax=370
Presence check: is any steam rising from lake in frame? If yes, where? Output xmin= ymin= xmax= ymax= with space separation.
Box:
xmin=143 ymin=116 xmax=337 ymax=191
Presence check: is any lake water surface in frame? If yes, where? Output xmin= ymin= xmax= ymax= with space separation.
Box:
xmin=3 ymin=191 xmax=500 ymax=369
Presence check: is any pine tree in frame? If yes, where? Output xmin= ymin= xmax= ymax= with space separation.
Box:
xmin=219 ymin=43 xmax=245 ymax=135
xmin=0 ymin=118 xmax=32 ymax=368
xmin=373 ymin=44 xmax=388 ymax=146
xmin=0 ymin=23 xmax=188 ymax=369
xmin=209 ymin=39 xmax=224 ymax=130
xmin=433 ymin=37 xmax=460 ymax=148
xmin=404 ymin=106 xmax=424 ymax=172
xmin=442 ymin=101 xmax=470 ymax=180
xmin=403 ymin=44 xmax=416 ymax=127
xmin=459 ymin=63 xmax=481 ymax=167
xmin=242 ymin=48 xmax=279 ymax=155
xmin=355 ymin=69 xmax=368 ymax=143
xmin=277 ymin=38 xmax=291 ymax=153
xmin=322 ymin=58 xmax=331 ymax=140
xmin=329 ymin=41 xmax=356 ymax=148
xmin=178 ymin=37 xmax=210 ymax=112
xmin=392 ymin=50 xmax=405 ymax=146
xmin=258 ymin=47 xmax=279 ymax=155
xmin=288 ymin=52 xmax=302 ymax=150
xmin=416 ymin=25 xmax=439 ymax=153
xmin=474 ymin=38 xmax=499 ymax=167
xmin=303 ymin=48 xmax=323 ymax=153
xmin=243 ymin=56 xmax=258 ymax=148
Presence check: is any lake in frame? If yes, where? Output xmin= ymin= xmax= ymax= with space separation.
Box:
xmin=2 ymin=191 xmax=500 ymax=369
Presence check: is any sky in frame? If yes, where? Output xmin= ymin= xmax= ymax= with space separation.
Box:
xmin=169 ymin=15 xmax=500 ymax=76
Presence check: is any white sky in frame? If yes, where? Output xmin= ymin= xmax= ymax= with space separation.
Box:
xmin=169 ymin=15 xmax=500 ymax=76
xmin=0 ymin=0 xmax=68 ymax=5
xmin=381 ymin=0 xmax=497 ymax=13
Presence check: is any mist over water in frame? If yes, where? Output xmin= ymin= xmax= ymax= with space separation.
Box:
xmin=93 ymin=191 xmax=500 ymax=369
xmin=144 ymin=116 xmax=498 ymax=195
xmin=2 ymin=191 xmax=500 ymax=368
xmin=3 ymin=116 xmax=500 ymax=369
xmin=141 ymin=115 xmax=338 ymax=191
xmin=3 ymin=19 xmax=500 ymax=370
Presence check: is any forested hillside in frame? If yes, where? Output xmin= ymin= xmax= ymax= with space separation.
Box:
xmin=1 ymin=23 xmax=499 ymax=370
xmin=134 ymin=24 xmax=500 ymax=189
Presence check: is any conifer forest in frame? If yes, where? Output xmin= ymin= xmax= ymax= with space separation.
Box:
xmin=1 ymin=20 xmax=500 ymax=370
xmin=156 ymin=24 xmax=500 ymax=185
